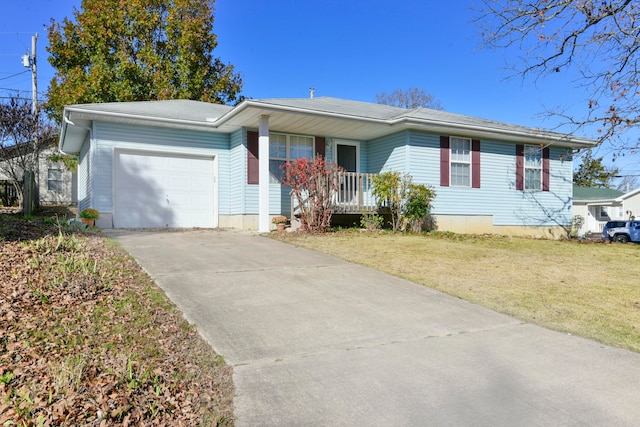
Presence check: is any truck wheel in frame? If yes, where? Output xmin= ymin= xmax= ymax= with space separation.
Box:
xmin=613 ymin=234 xmax=630 ymax=243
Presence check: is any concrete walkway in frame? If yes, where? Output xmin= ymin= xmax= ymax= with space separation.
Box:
xmin=107 ymin=229 xmax=640 ymax=426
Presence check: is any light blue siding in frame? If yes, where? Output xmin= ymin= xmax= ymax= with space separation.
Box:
xmin=401 ymin=131 xmax=573 ymax=227
xmin=368 ymin=131 xmax=409 ymax=173
xmin=359 ymin=141 xmax=369 ymax=173
xmin=240 ymin=128 xmax=296 ymax=215
xmin=406 ymin=132 xmax=440 ymax=184
xmin=82 ymin=119 xmax=574 ymax=228
xmin=364 ymin=129 xmax=573 ymax=227
xmin=90 ymin=122 xmax=230 ymax=215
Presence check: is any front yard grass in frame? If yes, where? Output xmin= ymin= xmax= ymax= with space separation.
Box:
xmin=276 ymin=231 xmax=640 ymax=353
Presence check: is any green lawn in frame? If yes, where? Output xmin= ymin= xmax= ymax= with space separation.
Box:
xmin=276 ymin=231 xmax=640 ymax=352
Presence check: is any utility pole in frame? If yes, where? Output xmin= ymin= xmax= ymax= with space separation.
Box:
xmin=20 ymin=33 xmax=39 ymax=215
xmin=21 ymin=33 xmax=38 ymax=115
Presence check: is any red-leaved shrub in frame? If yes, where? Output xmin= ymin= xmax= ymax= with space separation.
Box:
xmin=282 ymin=157 xmax=342 ymax=233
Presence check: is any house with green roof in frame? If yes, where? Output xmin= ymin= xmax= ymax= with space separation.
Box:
xmin=57 ymin=96 xmax=597 ymax=237
xmin=573 ymin=185 xmax=640 ymax=235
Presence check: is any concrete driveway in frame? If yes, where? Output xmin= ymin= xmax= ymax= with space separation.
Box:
xmin=107 ymin=229 xmax=640 ymax=426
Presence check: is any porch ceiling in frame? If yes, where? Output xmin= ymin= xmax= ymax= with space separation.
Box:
xmin=217 ymin=107 xmax=398 ymax=141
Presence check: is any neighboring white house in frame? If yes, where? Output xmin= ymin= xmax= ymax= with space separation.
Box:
xmin=0 ymin=145 xmax=76 ymax=207
xmin=573 ymin=185 xmax=640 ymax=235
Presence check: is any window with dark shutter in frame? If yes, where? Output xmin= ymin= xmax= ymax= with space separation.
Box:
xmin=441 ymin=136 xmax=481 ymax=188
xmin=247 ymin=130 xmax=259 ymax=185
xmin=516 ymin=144 xmax=524 ymax=191
xmin=542 ymin=147 xmax=550 ymax=192
xmin=315 ymin=136 xmax=326 ymax=159
xmin=472 ymin=139 xmax=481 ymax=188
xmin=440 ymin=136 xmax=450 ymax=187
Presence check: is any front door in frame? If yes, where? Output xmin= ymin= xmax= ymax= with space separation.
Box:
xmin=337 ymin=144 xmax=357 ymax=172
xmin=336 ymin=142 xmax=359 ymax=205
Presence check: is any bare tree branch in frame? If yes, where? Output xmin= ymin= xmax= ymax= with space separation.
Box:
xmin=475 ymin=0 xmax=640 ymax=152
xmin=0 ymin=96 xmax=58 ymax=206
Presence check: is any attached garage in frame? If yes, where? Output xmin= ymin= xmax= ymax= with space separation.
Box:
xmin=114 ymin=149 xmax=216 ymax=228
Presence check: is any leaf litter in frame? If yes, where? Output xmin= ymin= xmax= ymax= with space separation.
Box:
xmin=0 ymin=213 xmax=234 ymax=426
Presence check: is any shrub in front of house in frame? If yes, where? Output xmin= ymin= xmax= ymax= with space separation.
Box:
xmin=282 ymin=157 xmax=342 ymax=233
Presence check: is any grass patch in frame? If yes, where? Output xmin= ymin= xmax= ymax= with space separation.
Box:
xmin=275 ymin=231 xmax=640 ymax=352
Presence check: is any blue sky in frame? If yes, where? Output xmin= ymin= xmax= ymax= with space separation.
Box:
xmin=1 ymin=0 xmax=638 ymax=184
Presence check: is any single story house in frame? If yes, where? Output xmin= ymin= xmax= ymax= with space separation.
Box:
xmin=58 ymin=97 xmax=595 ymax=236
xmin=0 ymin=144 xmax=76 ymax=207
xmin=573 ymin=185 xmax=640 ymax=235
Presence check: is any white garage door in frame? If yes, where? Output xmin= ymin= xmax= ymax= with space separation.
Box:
xmin=114 ymin=150 xmax=215 ymax=228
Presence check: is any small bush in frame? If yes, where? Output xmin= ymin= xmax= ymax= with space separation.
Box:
xmin=360 ymin=213 xmax=384 ymax=231
xmin=404 ymin=184 xmax=436 ymax=233
xmin=372 ymin=171 xmax=412 ymax=232
xmin=372 ymin=171 xmax=436 ymax=233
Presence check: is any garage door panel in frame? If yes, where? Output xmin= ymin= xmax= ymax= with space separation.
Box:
xmin=114 ymin=150 xmax=215 ymax=228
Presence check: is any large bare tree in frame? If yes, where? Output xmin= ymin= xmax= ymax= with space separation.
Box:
xmin=475 ymin=0 xmax=640 ymax=153
xmin=376 ymin=87 xmax=443 ymax=110
xmin=0 ymin=97 xmax=57 ymax=208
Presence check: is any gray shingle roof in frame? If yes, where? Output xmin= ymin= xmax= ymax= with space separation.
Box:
xmin=68 ymin=99 xmax=233 ymax=123
xmin=255 ymin=97 xmax=409 ymax=120
xmin=252 ymin=97 xmax=591 ymax=144
xmin=60 ymin=96 xmax=597 ymax=154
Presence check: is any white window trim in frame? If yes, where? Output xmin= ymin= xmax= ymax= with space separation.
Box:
xmin=333 ymin=139 xmax=360 ymax=173
xmin=450 ymin=136 xmax=471 ymax=187
xmin=47 ymin=168 xmax=64 ymax=192
xmin=524 ymin=145 xmax=542 ymax=191
xmin=269 ymin=132 xmax=315 ymax=184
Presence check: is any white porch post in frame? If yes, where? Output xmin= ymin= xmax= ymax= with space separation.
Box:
xmin=258 ymin=115 xmax=270 ymax=232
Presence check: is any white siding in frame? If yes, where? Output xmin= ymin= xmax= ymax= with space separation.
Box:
xmin=623 ymin=192 xmax=640 ymax=218
xmin=229 ymin=129 xmax=244 ymax=214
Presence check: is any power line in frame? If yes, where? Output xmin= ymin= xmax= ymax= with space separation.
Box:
xmin=0 ymin=70 xmax=29 ymax=81
xmin=0 ymin=95 xmax=36 ymax=100
xmin=0 ymin=86 xmax=48 ymax=95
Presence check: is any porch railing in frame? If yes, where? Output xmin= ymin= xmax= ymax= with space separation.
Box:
xmin=290 ymin=172 xmax=380 ymax=219
xmin=333 ymin=171 xmax=378 ymax=213
xmin=597 ymin=221 xmax=607 ymax=233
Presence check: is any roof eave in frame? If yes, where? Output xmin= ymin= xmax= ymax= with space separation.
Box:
xmin=64 ymin=105 xmax=220 ymax=130
xmin=396 ymin=117 xmax=595 ymax=148
xmin=211 ymin=100 xmax=597 ymax=147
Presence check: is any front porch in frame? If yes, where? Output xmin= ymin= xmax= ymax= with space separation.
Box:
xmin=289 ymin=171 xmax=380 ymax=222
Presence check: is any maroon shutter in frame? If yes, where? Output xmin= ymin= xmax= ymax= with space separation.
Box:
xmin=516 ymin=144 xmax=524 ymax=191
xmin=542 ymin=146 xmax=550 ymax=191
xmin=247 ymin=131 xmax=259 ymax=185
xmin=472 ymin=139 xmax=481 ymax=188
xmin=315 ymin=136 xmax=326 ymax=159
xmin=440 ymin=136 xmax=450 ymax=187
